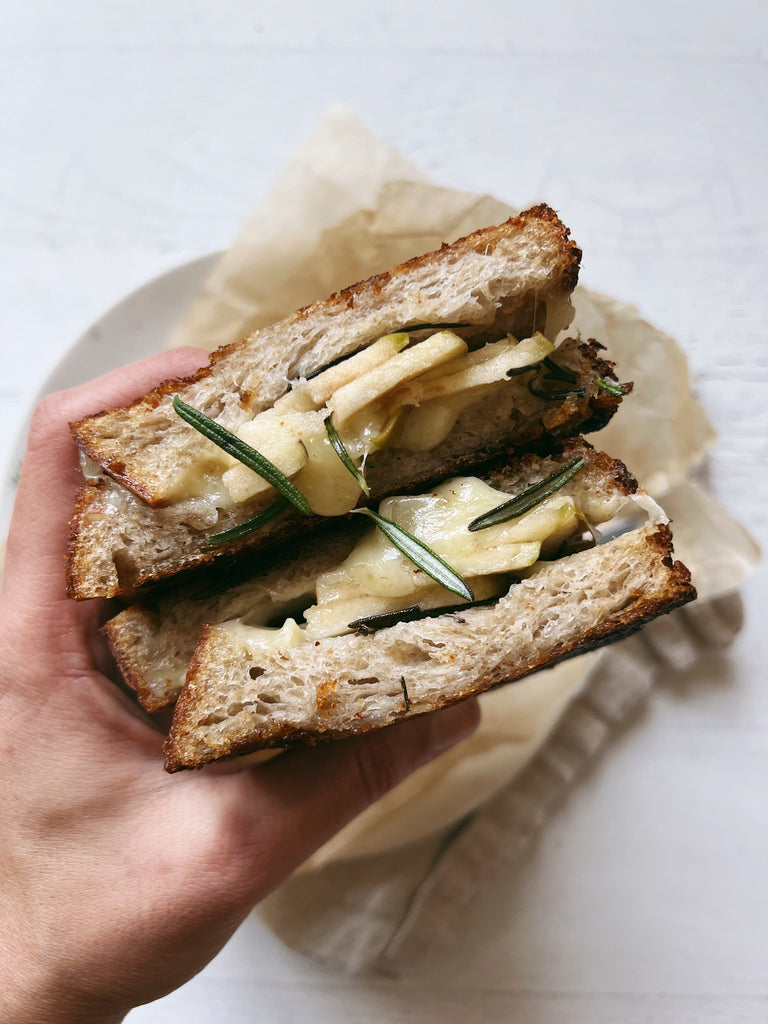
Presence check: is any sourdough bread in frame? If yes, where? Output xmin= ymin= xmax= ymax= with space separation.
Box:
xmin=154 ymin=440 xmax=695 ymax=770
xmin=68 ymin=336 xmax=622 ymax=600
xmin=73 ymin=205 xmax=581 ymax=503
xmin=67 ymin=206 xmax=601 ymax=601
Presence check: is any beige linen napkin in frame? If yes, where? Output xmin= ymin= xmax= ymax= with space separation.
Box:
xmin=258 ymin=492 xmax=754 ymax=973
xmin=165 ymin=105 xmax=759 ymax=971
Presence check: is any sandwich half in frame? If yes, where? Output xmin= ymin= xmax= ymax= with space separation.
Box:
xmin=96 ymin=438 xmax=694 ymax=771
xmin=67 ymin=206 xmax=624 ymax=600
xmin=68 ymin=204 xmax=694 ymax=775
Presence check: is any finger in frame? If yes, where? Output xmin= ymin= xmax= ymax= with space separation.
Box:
xmin=3 ymin=348 xmax=209 ymax=606
xmin=224 ymin=700 xmax=481 ymax=898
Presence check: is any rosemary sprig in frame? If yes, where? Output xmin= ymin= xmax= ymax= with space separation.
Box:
xmin=468 ymin=456 xmax=585 ymax=532
xmin=528 ymin=378 xmax=589 ymax=397
xmin=207 ymin=497 xmax=290 ymax=546
xmin=324 ymin=415 xmax=370 ymax=496
xmin=348 ymin=595 xmax=500 ymax=635
xmin=350 ymin=604 xmax=420 ymax=633
xmin=542 ymin=356 xmax=579 ymax=383
xmin=528 ymin=377 xmax=586 ymax=399
xmin=400 ymin=676 xmax=411 ymax=711
xmin=172 ymin=396 xmax=312 ymax=516
xmin=506 ymin=362 xmax=541 ymax=378
xmin=353 ymin=507 xmax=474 ymax=602
xmin=399 ymin=322 xmax=470 ymax=333
xmin=595 ymin=376 xmax=630 ymax=398
xmin=507 ymin=356 xmax=585 ymax=397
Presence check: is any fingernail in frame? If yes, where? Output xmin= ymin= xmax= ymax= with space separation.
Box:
xmin=429 ymin=699 xmax=480 ymax=754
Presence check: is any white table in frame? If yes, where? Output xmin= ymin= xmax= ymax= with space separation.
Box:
xmin=2 ymin=3 xmax=766 ymax=1021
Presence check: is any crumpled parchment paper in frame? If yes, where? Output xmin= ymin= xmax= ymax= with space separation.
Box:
xmin=165 ymin=104 xmax=759 ymax=969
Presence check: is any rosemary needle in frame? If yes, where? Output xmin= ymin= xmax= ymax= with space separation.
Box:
xmin=172 ymin=396 xmax=312 ymax=516
xmin=207 ymin=497 xmax=290 ymax=545
xmin=595 ymin=376 xmax=629 ymax=398
xmin=468 ymin=457 xmax=585 ymax=532
xmin=400 ymin=676 xmax=411 ymax=711
xmin=348 ymin=596 xmax=500 ymax=635
xmin=398 ymin=322 xmax=470 ymax=333
xmin=324 ymin=415 xmax=370 ymax=496
xmin=353 ymin=507 xmax=474 ymax=602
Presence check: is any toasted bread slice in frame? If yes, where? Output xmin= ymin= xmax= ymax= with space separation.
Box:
xmin=72 ymin=205 xmax=581 ymax=504
xmin=167 ymin=525 xmax=692 ymax=772
xmin=134 ymin=439 xmax=695 ymax=771
xmin=67 ymin=206 xmax=602 ymax=602
xmin=104 ymin=437 xmax=637 ymax=713
xmin=68 ymin=336 xmax=623 ymax=601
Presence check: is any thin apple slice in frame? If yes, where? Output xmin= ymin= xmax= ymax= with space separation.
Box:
xmin=328 ymin=331 xmax=468 ymax=425
xmin=222 ymin=410 xmax=319 ymax=504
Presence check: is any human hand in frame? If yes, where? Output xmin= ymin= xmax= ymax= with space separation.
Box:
xmin=0 ymin=350 xmax=479 ymax=1024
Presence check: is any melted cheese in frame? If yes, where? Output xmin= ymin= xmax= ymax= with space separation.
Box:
xmin=224 ymin=474 xmax=579 ymax=650
xmin=225 ymin=617 xmax=306 ymax=659
xmin=206 ymin=330 xmax=554 ymax=515
xmin=332 ymin=479 xmax=577 ymax=599
xmin=292 ymin=431 xmax=363 ymax=517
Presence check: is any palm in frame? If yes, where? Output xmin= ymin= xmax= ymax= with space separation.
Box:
xmin=1 ymin=578 xmax=259 ymax=1011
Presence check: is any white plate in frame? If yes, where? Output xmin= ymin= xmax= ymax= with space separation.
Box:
xmin=1 ymin=253 xmax=219 ymax=532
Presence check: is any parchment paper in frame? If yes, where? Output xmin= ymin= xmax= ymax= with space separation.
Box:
xmin=165 ymin=105 xmax=758 ymax=966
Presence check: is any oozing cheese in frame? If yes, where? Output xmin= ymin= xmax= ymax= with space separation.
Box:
xmin=224 ymin=617 xmax=306 ymax=661
xmin=222 ymin=474 xmax=581 ymax=652
xmin=291 ymin=431 xmax=364 ymax=517
xmin=209 ymin=330 xmax=554 ymax=514
xmin=331 ymin=479 xmax=577 ymax=598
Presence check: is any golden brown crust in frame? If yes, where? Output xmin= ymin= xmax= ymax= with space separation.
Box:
xmin=318 ymin=203 xmax=582 ymax=313
xmin=105 ymin=438 xmax=625 ymax=714
xmin=66 ymin=481 xmax=116 ymax=598
xmin=163 ymin=520 xmax=697 ymax=772
xmin=70 ymin=204 xmax=581 ymax=500
xmin=101 ymin=609 xmax=168 ymax=712
xmin=66 ymin=337 xmax=624 ymax=601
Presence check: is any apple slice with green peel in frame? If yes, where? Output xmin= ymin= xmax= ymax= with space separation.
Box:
xmin=284 ymin=332 xmax=411 ymax=410
xmin=328 ymin=330 xmax=468 ymax=425
xmin=410 ymin=332 xmax=554 ymax=403
xmin=378 ymin=333 xmax=556 ymax=452
xmin=221 ymin=409 xmax=319 ymax=504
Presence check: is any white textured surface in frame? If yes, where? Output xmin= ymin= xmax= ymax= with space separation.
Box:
xmin=1 ymin=2 xmax=766 ymax=1021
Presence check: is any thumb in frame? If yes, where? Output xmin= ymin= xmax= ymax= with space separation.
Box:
xmin=2 ymin=348 xmax=209 ymax=617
